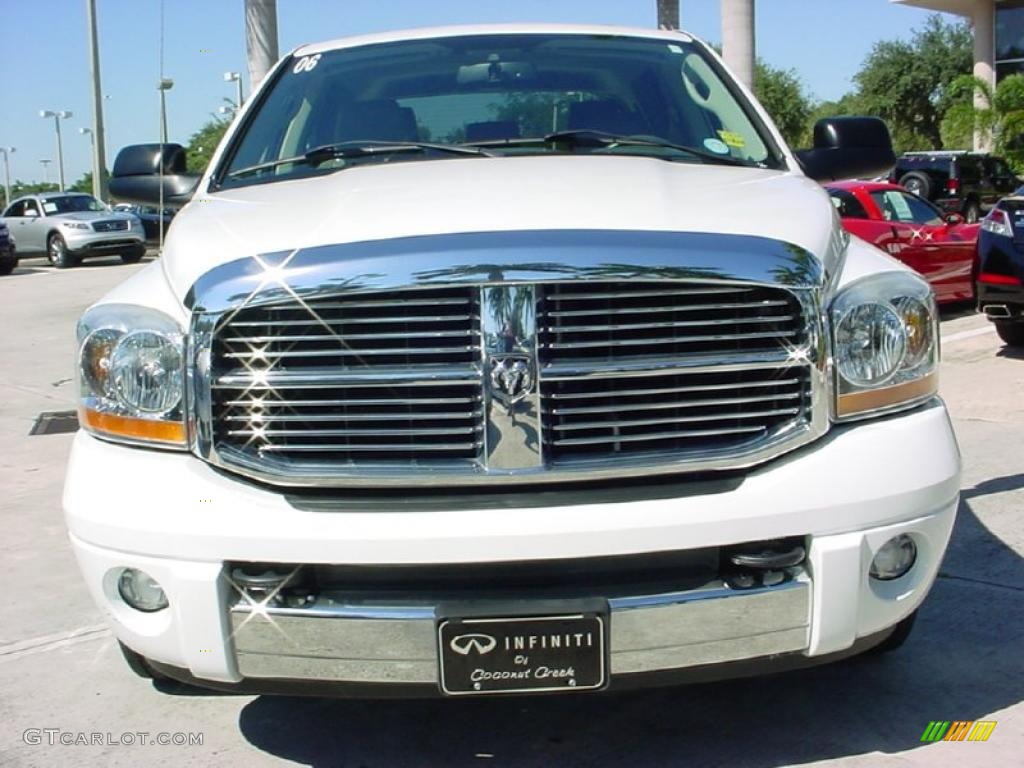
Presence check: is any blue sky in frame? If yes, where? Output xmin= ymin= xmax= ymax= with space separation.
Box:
xmin=0 ymin=0 xmax=956 ymax=186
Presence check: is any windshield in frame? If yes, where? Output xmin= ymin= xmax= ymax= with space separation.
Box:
xmin=219 ymin=33 xmax=781 ymax=188
xmin=41 ymin=195 xmax=106 ymax=214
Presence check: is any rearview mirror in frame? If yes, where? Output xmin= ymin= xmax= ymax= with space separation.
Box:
xmin=796 ymin=117 xmax=896 ymax=182
xmin=945 ymin=213 xmax=965 ymax=226
xmin=109 ymin=143 xmax=199 ymax=206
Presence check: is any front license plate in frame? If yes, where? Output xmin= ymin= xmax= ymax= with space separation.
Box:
xmin=438 ymin=614 xmax=606 ymax=696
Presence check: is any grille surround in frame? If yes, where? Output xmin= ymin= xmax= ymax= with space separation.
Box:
xmin=193 ymin=281 xmax=827 ymax=488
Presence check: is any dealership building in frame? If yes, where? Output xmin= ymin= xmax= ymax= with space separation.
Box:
xmin=895 ymin=1 xmax=1024 ymax=85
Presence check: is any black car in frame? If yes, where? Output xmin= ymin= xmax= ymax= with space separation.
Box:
xmin=0 ymin=218 xmax=17 ymax=275
xmin=889 ymin=151 xmax=1020 ymax=223
xmin=977 ymin=186 xmax=1024 ymax=345
xmin=112 ymin=204 xmax=175 ymax=241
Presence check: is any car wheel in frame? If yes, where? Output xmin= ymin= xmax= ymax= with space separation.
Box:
xmin=899 ymin=172 xmax=932 ymax=199
xmin=120 ymin=248 xmax=145 ymax=264
xmin=47 ymin=234 xmax=75 ymax=269
xmin=0 ymin=256 xmax=15 ymax=276
xmin=866 ymin=610 xmax=917 ymax=655
xmin=995 ymin=321 xmax=1024 ymax=346
xmin=963 ymin=201 xmax=981 ymax=223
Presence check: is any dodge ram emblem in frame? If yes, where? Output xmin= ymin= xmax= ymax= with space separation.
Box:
xmin=489 ymin=355 xmax=534 ymax=403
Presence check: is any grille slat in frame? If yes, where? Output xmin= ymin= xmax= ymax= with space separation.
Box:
xmin=551 ymin=408 xmax=802 ymax=432
xmin=552 ymin=425 xmax=768 ymax=447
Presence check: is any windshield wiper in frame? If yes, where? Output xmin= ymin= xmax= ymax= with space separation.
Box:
xmin=467 ymin=129 xmax=758 ymax=167
xmin=226 ymin=141 xmax=496 ymax=180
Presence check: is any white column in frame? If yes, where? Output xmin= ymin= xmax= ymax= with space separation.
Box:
xmin=722 ymin=0 xmax=755 ymax=91
xmin=973 ymin=1 xmax=996 ymax=151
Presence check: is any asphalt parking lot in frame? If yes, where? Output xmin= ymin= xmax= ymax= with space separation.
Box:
xmin=0 ymin=254 xmax=1021 ymax=768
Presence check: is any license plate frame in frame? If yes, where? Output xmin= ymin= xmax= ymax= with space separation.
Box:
xmin=437 ymin=613 xmax=607 ymax=696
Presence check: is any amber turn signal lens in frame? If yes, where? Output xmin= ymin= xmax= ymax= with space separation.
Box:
xmin=835 ymin=372 xmax=938 ymax=418
xmin=79 ymin=407 xmax=186 ymax=446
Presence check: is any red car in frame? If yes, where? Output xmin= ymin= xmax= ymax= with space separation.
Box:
xmin=825 ymin=181 xmax=979 ymax=304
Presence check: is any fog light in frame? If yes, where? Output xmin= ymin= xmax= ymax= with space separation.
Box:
xmin=870 ymin=534 xmax=917 ymax=581
xmin=117 ymin=568 xmax=168 ymax=612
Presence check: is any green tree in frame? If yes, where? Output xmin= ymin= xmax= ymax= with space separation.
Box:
xmin=185 ymin=117 xmax=231 ymax=175
xmin=754 ymin=60 xmax=812 ymax=147
xmin=942 ymin=74 xmax=1024 ymax=168
xmin=854 ymin=14 xmax=972 ymax=151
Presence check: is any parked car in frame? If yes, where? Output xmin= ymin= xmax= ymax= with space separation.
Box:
xmin=70 ymin=25 xmax=959 ymax=698
xmin=976 ymin=189 xmax=1024 ymax=345
xmin=826 ymin=180 xmax=979 ymax=304
xmin=0 ymin=218 xmax=17 ymax=275
xmin=888 ymin=151 xmax=1021 ymax=223
xmin=1 ymin=192 xmax=146 ymax=268
xmin=112 ymin=203 xmax=175 ymax=241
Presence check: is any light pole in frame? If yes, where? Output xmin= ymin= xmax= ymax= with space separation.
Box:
xmin=0 ymin=147 xmax=14 ymax=209
xmin=86 ymin=0 xmax=109 ymax=201
xmin=224 ymin=71 xmax=244 ymax=109
xmin=157 ymin=78 xmax=174 ymax=144
xmin=40 ymin=159 xmax=52 ymax=185
xmin=79 ymin=128 xmax=95 ymax=195
xmin=39 ymin=110 xmax=73 ymax=191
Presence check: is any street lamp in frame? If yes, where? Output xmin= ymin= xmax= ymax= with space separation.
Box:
xmin=157 ymin=78 xmax=174 ymax=144
xmin=39 ymin=110 xmax=72 ymax=191
xmin=0 ymin=147 xmax=14 ymax=209
xmin=39 ymin=159 xmax=52 ymax=185
xmin=224 ymin=71 xmax=244 ymax=109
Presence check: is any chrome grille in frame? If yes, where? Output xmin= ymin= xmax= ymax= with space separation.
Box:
xmin=202 ymin=280 xmax=819 ymax=485
xmin=210 ymin=287 xmax=483 ymax=463
xmin=93 ymin=219 xmax=129 ymax=232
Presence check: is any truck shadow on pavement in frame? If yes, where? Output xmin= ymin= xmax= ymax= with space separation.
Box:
xmin=229 ymin=493 xmax=1022 ymax=768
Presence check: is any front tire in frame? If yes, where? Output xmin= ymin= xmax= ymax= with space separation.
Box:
xmin=0 ymin=256 xmax=15 ymax=276
xmin=47 ymin=234 xmax=75 ymax=269
xmin=120 ymin=247 xmax=145 ymax=264
xmin=995 ymin=321 xmax=1024 ymax=346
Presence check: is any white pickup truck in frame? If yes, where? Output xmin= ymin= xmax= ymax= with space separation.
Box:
xmin=67 ymin=24 xmax=960 ymax=697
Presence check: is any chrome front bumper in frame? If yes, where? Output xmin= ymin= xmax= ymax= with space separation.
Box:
xmin=229 ymin=574 xmax=811 ymax=685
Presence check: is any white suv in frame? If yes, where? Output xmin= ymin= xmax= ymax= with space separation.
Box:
xmin=67 ymin=25 xmax=960 ymax=697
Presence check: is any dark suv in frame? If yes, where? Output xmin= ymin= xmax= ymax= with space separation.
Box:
xmin=977 ymin=186 xmax=1024 ymax=345
xmin=889 ymin=151 xmax=1020 ymax=223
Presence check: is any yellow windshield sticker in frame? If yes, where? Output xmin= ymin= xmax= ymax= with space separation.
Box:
xmin=717 ymin=130 xmax=746 ymax=149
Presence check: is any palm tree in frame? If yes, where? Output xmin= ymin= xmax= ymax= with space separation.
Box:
xmin=657 ymin=0 xmax=679 ymax=30
xmin=942 ymin=74 xmax=1024 ymax=168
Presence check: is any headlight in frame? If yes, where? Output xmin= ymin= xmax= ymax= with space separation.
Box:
xmin=831 ymin=272 xmax=938 ymax=420
xmin=77 ymin=304 xmax=187 ymax=448
xmin=61 ymin=221 xmax=92 ymax=230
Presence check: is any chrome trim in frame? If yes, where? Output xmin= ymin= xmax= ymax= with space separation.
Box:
xmin=189 ymin=229 xmax=834 ymax=487
xmin=481 ymin=284 xmax=542 ymax=471
xmin=229 ymin=573 xmax=811 ymax=683
xmin=185 ymin=230 xmax=830 ymax=313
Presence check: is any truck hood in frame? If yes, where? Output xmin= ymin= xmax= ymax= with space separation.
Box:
xmin=163 ymin=155 xmax=839 ymax=303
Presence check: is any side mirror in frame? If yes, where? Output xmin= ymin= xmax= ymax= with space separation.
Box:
xmin=796 ymin=117 xmax=896 ymax=182
xmin=109 ymin=143 xmax=199 ymax=206
xmin=945 ymin=213 xmax=965 ymax=226
xmin=23 ymin=208 xmax=39 ymax=218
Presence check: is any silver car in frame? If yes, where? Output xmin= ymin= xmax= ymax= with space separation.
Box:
xmin=1 ymin=192 xmax=146 ymax=268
